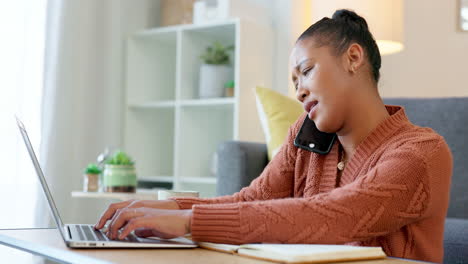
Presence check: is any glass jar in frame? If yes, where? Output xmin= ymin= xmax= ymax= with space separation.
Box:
xmin=102 ymin=165 xmax=137 ymax=193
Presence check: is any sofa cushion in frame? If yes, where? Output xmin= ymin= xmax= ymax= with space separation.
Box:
xmin=444 ymin=218 xmax=468 ymax=264
xmin=216 ymin=141 xmax=269 ymax=196
xmin=255 ymin=86 xmax=303 ymax=160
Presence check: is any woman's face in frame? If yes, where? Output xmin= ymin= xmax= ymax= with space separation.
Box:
xmin=290 ymin=38 xmax=353 ymax=133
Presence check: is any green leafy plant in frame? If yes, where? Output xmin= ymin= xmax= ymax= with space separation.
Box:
xmin=200 ymin=41 xmax=234 ymax=65
xmin=105 ymin=150 xmax=135 ymax=166
xmin=224 ymin=80 xmax=234 ymax=89
xmin=84 ymin=163 xmax=102 ymax=174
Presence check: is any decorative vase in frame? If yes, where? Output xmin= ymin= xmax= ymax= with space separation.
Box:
xmin=198 ymin=64 xmax=232 ymax=98
xmin=102 ymin=165 xmax=137 ymax=193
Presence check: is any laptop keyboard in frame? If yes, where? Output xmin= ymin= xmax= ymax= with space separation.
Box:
xmin=75 ymin=225 xmax=138 ymax=242
xmin=76 ymin=225 xmax=107 ymax=241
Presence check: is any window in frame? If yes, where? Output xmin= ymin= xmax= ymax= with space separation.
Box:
xmin=0 ymin=0 xmax=46 ymax=228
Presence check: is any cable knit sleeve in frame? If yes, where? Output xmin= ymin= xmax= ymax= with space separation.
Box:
xmin=169 ymin=113 xmax=305 ymax=210
xmin=188 ymin=138 xmax=451 ymax=244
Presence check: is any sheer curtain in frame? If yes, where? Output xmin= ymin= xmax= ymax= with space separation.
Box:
xmin=37 ymin=0 xmax=161 ymax=227
xmin=0 ymin=0 xmax=46 ymax=228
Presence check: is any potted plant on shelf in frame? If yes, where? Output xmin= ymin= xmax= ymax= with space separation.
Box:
xmin=224 ymin=80 xmax=235 ymax=97
xmin=83 ymin=163 xmax=102 ymax=192
xmin=199 ymin=41 xmax=234 ymax=98
xmin=102 ymin=150 xmax=137 ymax=193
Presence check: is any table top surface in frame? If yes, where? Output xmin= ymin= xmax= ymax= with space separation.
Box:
xmin=71 ymin=189 xmax=159 ymax=200
xmin=0 ymin=228 xmax=429 ymax=264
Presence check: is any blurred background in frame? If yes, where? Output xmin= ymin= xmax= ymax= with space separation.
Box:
xmin=0 ymin=0 xmax=467 ymax=232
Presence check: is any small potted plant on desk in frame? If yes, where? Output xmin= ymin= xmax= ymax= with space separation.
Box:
xmin=102 ymin=150 xmax=137 ymax=193
xmin=83 ymin=163 xmax=102 ymax=192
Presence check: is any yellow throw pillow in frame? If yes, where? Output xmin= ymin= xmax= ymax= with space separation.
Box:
xmin=255 ymin=86 xmax=304 ymax=160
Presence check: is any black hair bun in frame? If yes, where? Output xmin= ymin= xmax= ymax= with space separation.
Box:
xmin=332 ymin=9 xmax=369 ymax=30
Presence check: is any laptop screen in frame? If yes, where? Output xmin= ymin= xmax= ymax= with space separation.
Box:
xmin=15 ymin=117 xmax=67 ymax=241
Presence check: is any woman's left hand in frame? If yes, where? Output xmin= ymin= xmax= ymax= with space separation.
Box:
xmin=105 ymin=207 xmax=192 ymax=240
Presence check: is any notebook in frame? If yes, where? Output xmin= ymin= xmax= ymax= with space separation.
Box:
xmin=198 ymin=242 xmax=387 ymax=263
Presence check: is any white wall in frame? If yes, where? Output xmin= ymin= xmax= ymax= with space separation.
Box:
xmin=270 ymin=0 xmax=312 ymax=94
xmin=379 ymin=0 xmax=468 ymax=97
xmin=229 ymin=0 xmax=311 ymax=94
xmin=268 ymin=0 xmax=468 ymax=98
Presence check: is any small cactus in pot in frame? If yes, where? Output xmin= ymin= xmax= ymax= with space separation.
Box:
xmin=83 ymin=163 xmax=102 ymax=192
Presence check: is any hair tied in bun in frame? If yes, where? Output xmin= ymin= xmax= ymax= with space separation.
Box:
xmin=332 ymin=9 xmax=369 ymax=30
xmin=297 ymin=9 xmax=381 ymax=83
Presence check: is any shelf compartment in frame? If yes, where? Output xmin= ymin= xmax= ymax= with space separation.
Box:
xmin=124 ymin=108 xmax=175 ymax=180
xmin=126 ymin=31 xmax=177 ymax=104
xmin=179 ymin=23 xmax=236 ymax=100
xmin=176 ymin=106 xmax=233 ymax=179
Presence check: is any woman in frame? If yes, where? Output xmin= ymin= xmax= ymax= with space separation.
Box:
xmin=95 ymin=10 xmax=452 ymax=263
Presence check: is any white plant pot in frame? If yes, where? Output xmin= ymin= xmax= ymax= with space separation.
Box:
xmin=198 ymin=64 xmax=232 ymax=98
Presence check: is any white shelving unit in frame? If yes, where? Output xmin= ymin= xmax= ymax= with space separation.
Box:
xmin=124 ymin=19 xmax=272 ymax=198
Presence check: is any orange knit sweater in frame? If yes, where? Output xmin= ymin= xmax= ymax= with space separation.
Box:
xmin=171 ymin=105 xmax=453 ymax=263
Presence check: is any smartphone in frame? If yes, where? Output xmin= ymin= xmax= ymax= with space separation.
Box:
xmin=294 ymin=116 xmax=337 ymax=155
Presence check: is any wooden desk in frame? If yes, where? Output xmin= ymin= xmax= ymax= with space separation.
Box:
xmin=0 ymin=228 xmax=428 ymax=264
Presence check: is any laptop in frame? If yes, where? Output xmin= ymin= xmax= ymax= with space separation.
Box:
xmin=16 ymin=117 xmax=197 ymax=249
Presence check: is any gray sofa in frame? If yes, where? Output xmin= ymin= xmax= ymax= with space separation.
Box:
xmin=216 ymin=97 xmax=468 ymax=264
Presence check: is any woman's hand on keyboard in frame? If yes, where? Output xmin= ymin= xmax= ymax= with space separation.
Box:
xmin=94 ymin=199 xmax=180 ymax=230
xmin=104 ymin=207 xmax=193 ymax=240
